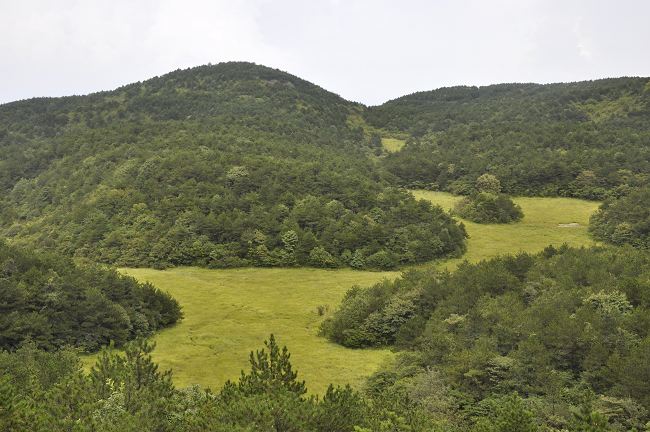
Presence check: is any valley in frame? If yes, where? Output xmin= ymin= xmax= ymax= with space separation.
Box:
xmin=102 ymin=267 xmax=397 ymax=394
xmin=101 ymin=193 xmax=599 ymax=394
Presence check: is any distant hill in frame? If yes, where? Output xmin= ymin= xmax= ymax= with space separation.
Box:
xmin=367 ymin=78 xmax=650 ymax=198
xmin=0 ymin=62 xmax=465 ymax=269
xmin=2 ymin=64 xmax=649 ymax=268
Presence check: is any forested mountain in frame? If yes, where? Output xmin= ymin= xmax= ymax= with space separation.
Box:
xmin=369 ymin=78 xmax=650 ymax=199
xmin=0 ymin=241 xmax=181 ymax=352
xmin=3 ymin=65 xmax=650 ymax=268
xmin=0 ymin=62 xmax=465 ymax=269
xmin=323 ymin=245 xmax=650 ymax=430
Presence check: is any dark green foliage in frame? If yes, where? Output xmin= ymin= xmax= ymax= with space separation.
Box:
xmin=230 ymin=334 xmax=306 ymax=397
xmin=590 ymin=186 xmax=650 ymax=248
xmin=0 ymin=335 xmax=445 ymax=431
xmin=0 ymin=241 xmax=182 ymax=351
xmin=0 ymin=62 xmax=465 ymax=270
xmin=471 ymin=394 xmax=538 ymax=432
xmin=454 ymin=192 xmax=524 ymax=224
xmin=369 ymin=78 xmax=650 ymax=199
xmin=324 ymin=246 xmax=650 ymax=429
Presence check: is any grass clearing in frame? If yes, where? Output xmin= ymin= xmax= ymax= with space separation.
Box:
xmin=411 ymin=190 xmax=600 ymax=269
xmin=96 ymin=267 xmax=397 ymax=395
xmin=381 ymin=137 xmax=406 ymax=153
xmin=83 ymin=191 xmax=600 ymax=395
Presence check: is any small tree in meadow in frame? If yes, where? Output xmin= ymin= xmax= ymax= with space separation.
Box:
xmin=476 ymin=173 xmax=501 ymax=194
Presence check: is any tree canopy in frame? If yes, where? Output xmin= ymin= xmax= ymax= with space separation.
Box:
xmin=369 ymin=79 xmax=650 ymax=199
xmin=0 ymin=241 xmax=181 ymax=352
xmin=322 ymin=245 xmax=650 ymax=430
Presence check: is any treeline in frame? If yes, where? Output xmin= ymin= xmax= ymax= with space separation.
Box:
xmin=369 ymin=78 xmax=650 ymax=199
xmin=0 ymin=241 xmax=181 ymax=352
xmin=0 ymin=62 xmax=465 ymax=269
xmin=322 ymin=246 xmax=650 ymax=430
xmin=2 ymin=333 xmax=629 ymax=431
xmin=0 ymin=336 xmax=447 ymax=431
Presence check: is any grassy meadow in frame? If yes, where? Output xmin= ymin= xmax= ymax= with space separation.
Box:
xmin=112 ymin=267 xmax=398 ymax=395
xmin=86 ymin=191 xmax=600 ymax=395
xmin=411 ymin=190 xmax=600 ymax=269
xmin=381 ymin=137 xmax=406 ymax=152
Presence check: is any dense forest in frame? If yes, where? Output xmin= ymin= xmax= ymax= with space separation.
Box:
xmin=0 ymin=62 xmax=465 ymax=270
xmin=0 ymin=333 xmax=583 ymax=431
xmin=2 ymin=63 xmax=649 ymax=268
xmin=322 ymin=246 xmax=650 ymax=430
xmin=2 ymin=328 xmax=639 ymax=431
xmin=0 ymin=241 xmax=181 ymax=352
xmin=369 ymin=78 xmax=650 ymax=199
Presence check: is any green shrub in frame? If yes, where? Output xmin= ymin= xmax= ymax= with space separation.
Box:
xmin=454 ymin=192 xmax=523 ymax=224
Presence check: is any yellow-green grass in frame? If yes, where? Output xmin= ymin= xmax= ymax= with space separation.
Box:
xmin=86 ymin=267 xmax=397 ymax=395
xmin=411 ymin=190 xmax=601 ymax=269
xmin=82 ymin=192 xmax=600 ymax=395
xmin=381 ymin=137 xmax=406 ymax=153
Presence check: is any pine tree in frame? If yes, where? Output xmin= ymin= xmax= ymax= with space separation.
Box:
xmin=236 ymin=334 xmax=306 ymax=396
xmin=0 ymin=375 xmax=28 ymax=431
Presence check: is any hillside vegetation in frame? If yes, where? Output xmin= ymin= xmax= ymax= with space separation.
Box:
xmin=2 ymin=64 xmax=648 ymax=269
xmin=369 ymin=78 xmax=650 ymax=199
xmin=323 ymin=246 xmax=650 ymax=430
xmin=590 ymin=185 xmax=650 ymax=248
xmin=81 ymin=194 xmax=595 ymax=394
xmin=0 ymin=62 xmax=465 ymax=269
xmin=2 ymin=62 xmax=650 ymax=431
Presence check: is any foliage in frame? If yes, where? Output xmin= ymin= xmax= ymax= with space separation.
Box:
xmin=369 ymin=78 xmax=650 ymax=199
xmin=231 ymin=334 xmax=307 ymax=396
xmin=0 ymin=335 xmax=440 ymax=431
xmin=0 ymin=241 xmax=181 ymax=351
xmin=324 ymin=246 xmax=650 ymax=429
xmin=0 ymin=62 xmax=465 ymax=270
xmin=454 ymin=192 xmax=524 ymax=224
xmin=590 ymin=186 xmax=650 ymax=248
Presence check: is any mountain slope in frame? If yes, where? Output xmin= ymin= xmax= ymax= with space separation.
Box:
xmin=0 ymin=62 xmax=465 ymax=269
xmin=368 ymin=78 xmax=650 ymax=198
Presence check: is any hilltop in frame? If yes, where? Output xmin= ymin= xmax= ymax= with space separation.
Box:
xmin=0 ymin=62 xmax=465 ymax=269
xmin=1 ymin=63 xmax=649 ymax=267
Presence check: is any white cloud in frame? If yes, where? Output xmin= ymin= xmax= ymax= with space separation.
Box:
xmin=0 ymin=0 xmax=648 ymax=105
xmin=574 ymin=16 xmax=593 ymax=60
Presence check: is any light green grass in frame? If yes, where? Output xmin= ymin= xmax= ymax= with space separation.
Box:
xmin=89 ymin=267 xmax=397 ymax=395
xmin=411 ymin=190 xmax=601 ymax=269
xmin=381 ymin=137 xmax=406 ymax=153
xmin=83 ymin=191 xmax=600 ymax=395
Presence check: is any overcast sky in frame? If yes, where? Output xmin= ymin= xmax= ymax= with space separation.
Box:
xmin=1 ymin=0 xmax=649 ymax=106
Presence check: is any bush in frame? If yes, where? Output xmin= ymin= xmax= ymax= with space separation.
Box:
xmin=589 ymin=186 xmax=650 ymax=248
xmin=309 ymin=247 xmax=338 ymax=268
xmin=365 ymin=250 xmax=398 ymax=270
xmin=454 ymin=192 xmax=523 ymax=224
